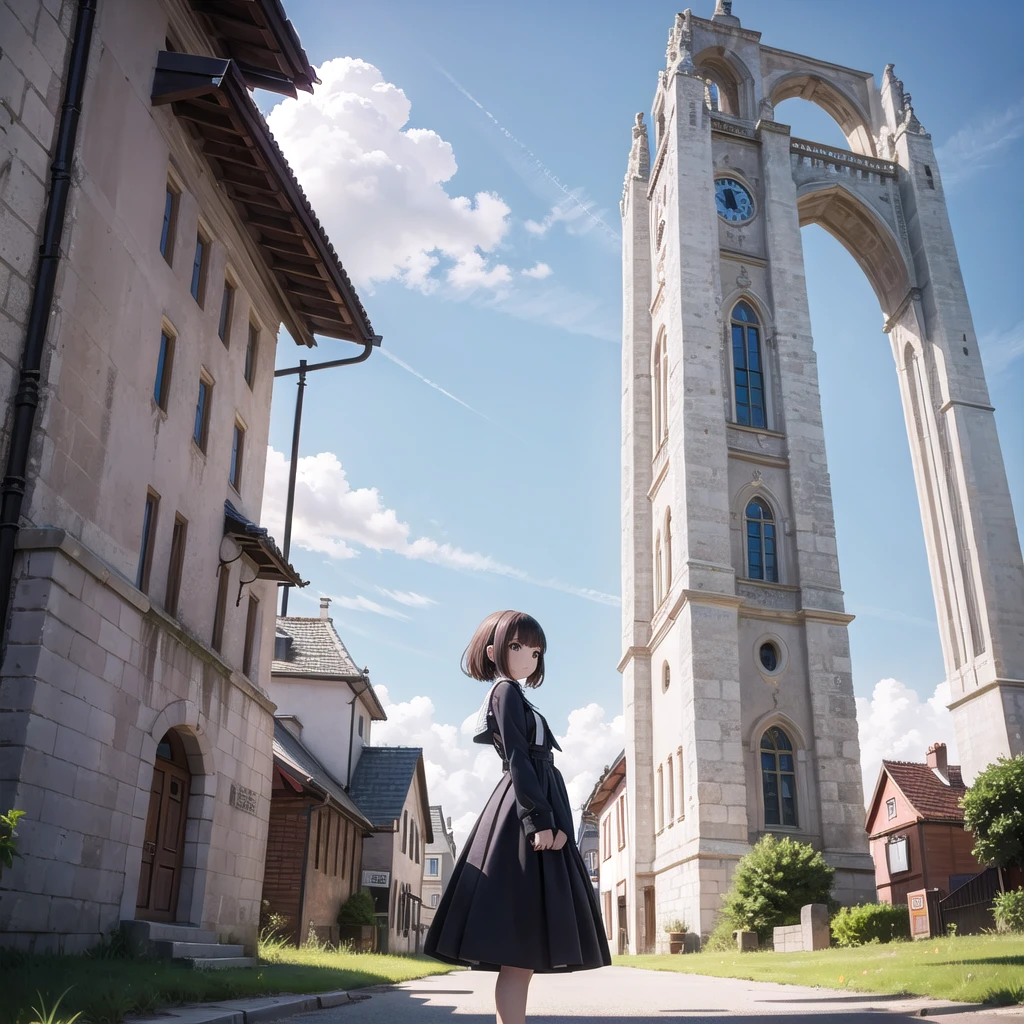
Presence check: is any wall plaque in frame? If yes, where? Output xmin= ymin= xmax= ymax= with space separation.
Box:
xmin=230 ymin=783 xmax=258 ymax=815
xmin=362 ymin=869 xmax=390 ymax=888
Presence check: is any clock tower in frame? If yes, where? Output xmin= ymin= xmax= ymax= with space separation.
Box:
xmin=619 ymin=3 xmax=1024 ymax=950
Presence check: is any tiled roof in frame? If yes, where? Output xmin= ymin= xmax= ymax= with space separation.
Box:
xmin=272 ymin=720 xmax=372 ymax=829
xmin=882 ymin=759 xmax=967 ymax=821
xmin=273 ymin=616 xmax=362 ymax=677
xmin=348 ymin=747 xmax=425 ymax=831
xmin=584 ymin=749 xmax=626 ymax=816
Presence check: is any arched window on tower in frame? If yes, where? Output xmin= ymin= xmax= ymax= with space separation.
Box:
xmin=664 ymin=508 xmax=672 ymax=590
xmin=705 ymin=80 xmax=721 ymax=112
xmin=760 ymin=726 xmax=798 ymax=827
xmin=652 ymin=330 xmax=669 ymax=449
xmin=731 ymin=301 xmax=766 ymax=428
xmin=654 ymin=531 xmax=663 ymax=606
xmin=662 ymin=662 xmax=671 ymax=692
xmin=745 ymin=498 xmax=778 ymax=582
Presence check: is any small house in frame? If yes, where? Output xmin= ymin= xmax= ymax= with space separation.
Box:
xmin=866 ymin=742 xmax=984 ymax=906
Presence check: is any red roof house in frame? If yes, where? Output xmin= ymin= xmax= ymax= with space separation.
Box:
xmin=865 ymin=742 xmax=984 ymax=906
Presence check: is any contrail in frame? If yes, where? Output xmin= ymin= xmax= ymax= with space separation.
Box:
xmin=379 ymin=348 xmax=527 ymax=442
xmin=434 ymin=63 xmax=620 ymax=246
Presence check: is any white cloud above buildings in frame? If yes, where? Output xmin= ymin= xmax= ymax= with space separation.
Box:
xmin=855 ymin=677 xmax=959 ymax=803
xmin=371 ymin=685 xmax=623 ymax=850
xmin=263 ymin=447 xmax=620 ymax=606
xmin=521 ymin=262 xmax=553 ymax=280
xmin=265 ymin=57 xmax=513 ymax=294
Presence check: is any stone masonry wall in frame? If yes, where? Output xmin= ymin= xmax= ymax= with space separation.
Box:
xmin=0 ymin=535 xmax=274 ymax=953
xmin=0 ymin=0 xmax=74 ymax=452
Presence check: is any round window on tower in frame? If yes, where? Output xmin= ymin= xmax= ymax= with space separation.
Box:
xmin=759 ymin=642 xmax=779 ymax=672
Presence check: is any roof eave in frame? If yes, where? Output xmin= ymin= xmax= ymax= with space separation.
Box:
xmin=151 ymin=51 xmax=377 ymax=349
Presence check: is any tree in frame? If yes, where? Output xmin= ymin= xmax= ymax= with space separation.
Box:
xmin=719 ymin=835 xmax=835 ymax=942
xmin=961 ymin=755 xmax=1024 ymax=868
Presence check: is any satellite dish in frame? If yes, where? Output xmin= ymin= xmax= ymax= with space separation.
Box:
xmin=219 ymin=534 xmax=243 ymax=565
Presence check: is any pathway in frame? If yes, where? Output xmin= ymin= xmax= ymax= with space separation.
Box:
xmin=286 ymin=966 xmax=1024 ymax=1023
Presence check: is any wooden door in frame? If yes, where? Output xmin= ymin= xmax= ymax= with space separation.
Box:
xmin=136 ymin=730 xmax=190 ymax=921
xmin=617 ymin=895 xmax=628 ymax=955
xmin=643 ymin=886 xmax=656 ymax=953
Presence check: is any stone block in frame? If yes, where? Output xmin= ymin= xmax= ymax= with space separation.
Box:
xmin=68 ymin=633 xmax=107 ymax=676
xmin=82 ymin=575 xmax=123 ymax=626
xmin=54 ymin=724 xmax=103 ymax=772
xmin=734 ymin=929 xmax=758 ymax=951
xmin=20 ymin=86 xmax=54 ymax=149
xmin=801 ymin=903 xmax=830 ymax=951
xmin=773 ymin=923 xmax=803 ymax=952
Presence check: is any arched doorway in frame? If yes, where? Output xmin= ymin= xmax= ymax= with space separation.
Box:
xmin=136 ymin=729 xmax=191 ymax=921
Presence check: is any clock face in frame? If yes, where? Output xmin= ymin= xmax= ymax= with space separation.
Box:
xmin=715 ymin=177 xmax=755 ymax=223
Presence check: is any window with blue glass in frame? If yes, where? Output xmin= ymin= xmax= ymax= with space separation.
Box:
xmin=745 ymin=498 xmax=778 ymax=582
xmin=731 ymin=300 xmax=766 ymax=428
xmin=761 ymin=726 xmax=797 ymax=827
xmin=190 ymin=232 xmax=207 ymax=303
xmin=154 ymin=330 xmax=174 ymax=410
xmin=160 ymin=183 xmax=178 ymax=262
xmin=193 ymin=375 xmax=212 ymax=451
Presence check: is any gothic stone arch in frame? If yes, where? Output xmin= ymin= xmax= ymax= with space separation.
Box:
xmin=620 ymin=5 xmax=1024 ymax=953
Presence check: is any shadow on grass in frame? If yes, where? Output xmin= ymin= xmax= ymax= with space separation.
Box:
xmin=0 ymin=949 xmax=455 ymax=1024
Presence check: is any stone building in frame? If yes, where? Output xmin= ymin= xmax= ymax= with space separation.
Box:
xmin=576 ymin=810 xmax=600 ymax=901
xmin=268 ymin=599 xmax=388 ymax=792
xmin=0 ymin=0 xmax=376 ymax=954
xmin=262 ymin=718 xmax=374 ymax=947
xmin=585 ymin=751 xmax=638 ymax=954
xmin=420 ymin=804 xmax=456 ymax=930
xmin=348 ymin=746 xmax=432 ymax=954
xmin=865 ymin=742 xmax=983 ymax=907
xmin=619 ymin=2 xmax=1023 ymax=949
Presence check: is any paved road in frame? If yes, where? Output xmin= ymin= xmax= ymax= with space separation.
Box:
xmin=290 ymin=966 xmax=1024 ymax=1023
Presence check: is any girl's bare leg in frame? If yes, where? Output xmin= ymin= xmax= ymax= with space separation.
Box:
xmin=495 ymin=965 xmax=533 ymax=1024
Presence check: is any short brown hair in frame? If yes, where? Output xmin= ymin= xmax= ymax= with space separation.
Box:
xmin=461 ymin=609 xmax=547 ymax=688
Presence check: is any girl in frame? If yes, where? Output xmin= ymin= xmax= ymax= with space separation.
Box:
xmin=423 ymin=610 xmax=611 ymax=1024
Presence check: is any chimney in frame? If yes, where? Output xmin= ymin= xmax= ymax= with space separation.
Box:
xmin=320 ymin=596 xmax=331 ymax=619
xmin=927 ymin=742 xmax=949 ymax=784
xmin=446 ymin=816 xmax=452 ymax=831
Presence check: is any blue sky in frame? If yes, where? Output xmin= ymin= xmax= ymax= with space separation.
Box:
xmin=257 ymin=0 xmax=1024 ymax=835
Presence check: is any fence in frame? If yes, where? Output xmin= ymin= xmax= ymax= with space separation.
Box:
xmin=938 ymin=867 xmax=1001 ymax=936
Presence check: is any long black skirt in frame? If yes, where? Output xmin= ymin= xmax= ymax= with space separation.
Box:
xmin=423 ymin=759 xmax=611 ymax=973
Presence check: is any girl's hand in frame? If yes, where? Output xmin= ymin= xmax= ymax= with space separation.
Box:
xmin=531 ymin=829 xmax=568 ymax=851
xmin=531 ymin=829 xmax=554 ymax=850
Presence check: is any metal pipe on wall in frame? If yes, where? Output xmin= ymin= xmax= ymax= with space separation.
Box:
xmin=0 ymin=0 xmax=98 ymax=642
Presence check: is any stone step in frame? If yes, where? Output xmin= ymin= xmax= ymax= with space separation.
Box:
xmin=161 ymin=941 xmax=247 ymax=959
xmin=187 ymin=956 xmax=257 ymax=970
xmin=122 ymin=920 xmax=217 ymax=946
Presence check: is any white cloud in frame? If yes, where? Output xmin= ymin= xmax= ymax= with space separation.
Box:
xmin=372 ymin=685 xmax=622 ymax=851
xmin=325 ymin=594 xmax=409 ymax=620
xmin=979 ymin=320 xmax=1024 ymax=375
xmin=262 ymin=447 xmax=620 ymax=606
xmin=855 ymin=678 xmax=959 ymax=806
xmin=379 ymin=589 xmax=437 ymax=607
xmin=521 ymin=262 xmax=553 ymax=280
xmin=935 ymin=96 xmax=1024 ymax=188
xmin=524 ymin=193 xmax=612 ymax=239
xmin=447 ymin=251 xmax=513 ymax=292
xmin=265 ymin=57 xmax=512 ymax=293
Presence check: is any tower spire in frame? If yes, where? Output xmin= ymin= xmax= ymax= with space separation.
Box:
xmin=711 ymin=0 xmax=740 ymax=25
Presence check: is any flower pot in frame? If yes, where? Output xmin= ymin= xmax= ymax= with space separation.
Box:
xmin=668 ymin=930 xmax=685 ymax=954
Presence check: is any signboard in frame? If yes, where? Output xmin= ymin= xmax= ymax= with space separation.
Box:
xmin=362 ymin=870 xmax=390 ymax=888
xmin=229 ymin=783 xmax=258 ymax=815
xmin=907 ymin=888 xmax=941 ymax=940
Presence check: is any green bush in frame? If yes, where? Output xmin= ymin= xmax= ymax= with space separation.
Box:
xmin=0 ymin=809 xmax=25 ymax=881
xmin=961 ymin=755 xmax=1024 ymax=868
xmin=719 ymin=835 xmax=835 ymax=943
xmin=993 ymin=887 xmax=1024 ymax=933
xmin=831 ymin=902 xmax=910 ymax=947
xmin=337 ymin=888 xmax=377 ymax=927
xmin=702 ymin=915 xmax=739 ymax=952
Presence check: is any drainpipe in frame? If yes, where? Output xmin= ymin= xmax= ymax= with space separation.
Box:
xmin=0 ymin=0 xmax=98 ymax=639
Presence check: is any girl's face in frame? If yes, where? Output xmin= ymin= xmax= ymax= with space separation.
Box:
xmin=488 ymin=634 xmax=542 ymax=682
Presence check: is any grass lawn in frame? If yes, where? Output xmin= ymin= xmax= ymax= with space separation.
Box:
xmin=615 ymin=933 xmax=1024 ymax=1005
xmin=0 ymin=937 xmax=458 ymax=1024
